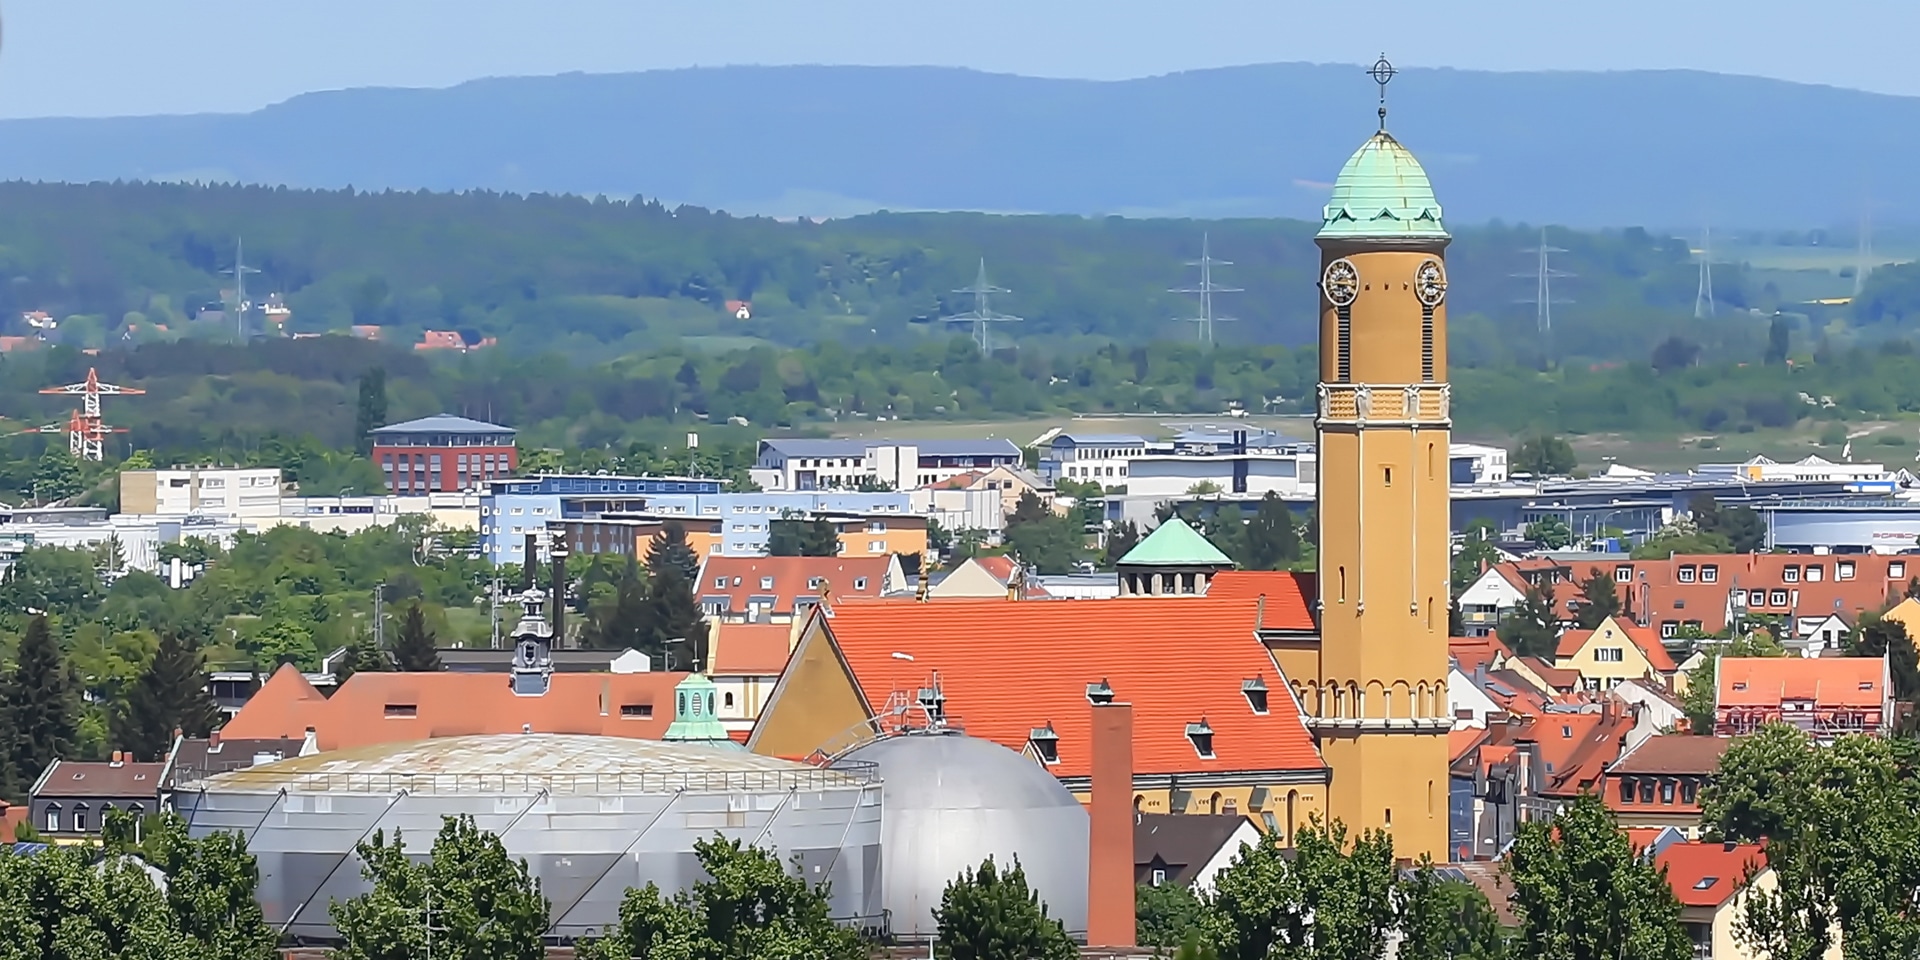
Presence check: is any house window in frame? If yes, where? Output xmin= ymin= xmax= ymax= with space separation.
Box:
xmin=1805 ymin=565 xmax=1822 ymax=582
xmin=1839 ymin=562 xmax=1856 ymax=581
xmin=1243 ymin=678 xmax=1270 ymax=715
xmin=1678 ymin=566 xmax=1695 ymax=583
xmin=1595 ymin=647 xmax=1625 ymax=663
xmin=1151 ymin=868 xmax=1167 ymax=887
xmin=1770 ymin=590 xmax=1788 ymax=607
xmin=723 ymin=692 xmax=735 ymax=709
xmin=45 ymin=806 xmax=59 ymax=832
xmin=714 ymin=577 xmax=727 ymax=589
xmin=1661 ymin=622 xmax=1678 ymax=639
xmin=1701 ymin=565 xmax=1718 ymax=583
xmin=1749 ymin=590 xmax=1766 ymax=608
xmin=1681 ymin=780 xmax=1698 ymax=805
xmin=73 ymin=806 xmax=88 ymax=832
xmin=1615 ymin=566 xmax=1632 ymax=583
xmin=1639 ymin=780 xmax=1655 ymax=804
xmin=620 ymin=704 xmax=653 ymax=718
xmin=1619 ymin=778 xmax=1635 ymax=803
xmin=1187 ymin=722 xmax=1216 ymax=759
xmin=760 ymin=576 xmax=774 ymax=590
xmin=1895 ymin=562 xmax=1908 ymax=579
xmin=853 ymin=577 xmax=869 ymax=591
xmin=384 ymin=704 xmax=418 ymax=718
xmin=1783 ymin=566 xmax=1799 ymax=583
xmin=1030 ymin=728 xmax=1060 ymax=764
xmin=1661 ymin=780 xmax=1675 ymax=804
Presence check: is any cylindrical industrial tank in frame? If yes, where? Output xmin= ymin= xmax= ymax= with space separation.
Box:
xmin=838 ymin=731 xmax=1088 ymax=940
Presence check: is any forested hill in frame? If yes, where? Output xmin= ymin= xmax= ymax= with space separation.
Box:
xmin=2 ymin=63 xmax=1916 ymax=225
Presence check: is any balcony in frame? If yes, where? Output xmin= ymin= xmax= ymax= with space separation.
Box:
xmin=1318 ymin=383 xmax=1450 ymax=426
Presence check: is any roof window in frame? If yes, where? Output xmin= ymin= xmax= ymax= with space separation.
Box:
xmin=1732 ymin=682 xmax=1748 ymax=692
xmin=1242 ymin=676 xmax=1270 ymax=715
xmin=620 ymin=704 xmax=653 ymax=718
xmin=1086 ymin=679 xmax=1115 ymax=705
xmin=760 ymin=576 xmax=774 ymax=590
xmin=384 ymin=704 xmax=418 ymax=718
xmin=1693 ymin=877 xmax=1719 ymax=891
xmin=1186 ymin=720 xmax=1216 ymax=759
xmin=1029 ymin=725 xmax=1060 ymax=765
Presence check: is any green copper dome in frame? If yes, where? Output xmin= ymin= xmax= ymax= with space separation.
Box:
xmin=1317 ymin=132 xmax=1448 ymax=241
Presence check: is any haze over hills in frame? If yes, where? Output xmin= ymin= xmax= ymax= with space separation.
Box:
xmin=0 ymin=63 xmax=1907 ymax=228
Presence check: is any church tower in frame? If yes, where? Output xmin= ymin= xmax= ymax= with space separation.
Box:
xmin=1311 ymin=58 xmax=1453 ymax=861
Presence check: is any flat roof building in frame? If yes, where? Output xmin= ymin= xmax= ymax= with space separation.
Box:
xmin=370 ymin=414 xmax=517 ymax=493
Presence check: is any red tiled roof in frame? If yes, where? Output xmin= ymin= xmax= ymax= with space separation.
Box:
xmin=820 ymin=597 xmax=1325 ymax=780
xmin=1609 ymin=734 xmax=1730 ymax=775
xmin=697 ymin=555 xmax=894 ymax=616
xmin=929 ymin=471 xmax=986 ymax=490
xmin=222 ymin=664 xmax=687 ymax=751
xmin=0 ymin=803 xmax=23 ymax=842
xmin=1624 ymin=827 xmax=1668 ymax=852
xmin=1528 ymin=706 xmax=1638 ymax=797
xmin=32 ymin=759 xmax=165 ymax=799
xmin=1449 ymin=635 xmax=1512 ymax=674
xmin=1716 ymin=656 xmax=1885 ymax=710
xmin=1206 ymin=570 xmax=1317 ymax=632
xmin=1519 ymin=657 xmax=1581 ymax=691
xmin=1657 ymin=841 xmax=1766 ymax=908
xmin=711 ymin=623 xmax=794 ymax=676
xmin=1450 ymin=727 xmax=1489 ymax=764
xmin=1628 ymin=554 xmax=1910 ymax=635
xmin=1555 ymin=618 xmax=1677 ymax=672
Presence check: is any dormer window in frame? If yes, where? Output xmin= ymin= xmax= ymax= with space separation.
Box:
xmin=1029 ymin=725 xmax=1060 ymax=765
xmin=1086 ymin=679 xmax=1115 ymax=705
xmin=384 ymin=704 xmax=418 ymax=718
xmin=808 ymin=577 xmax=824 ymax=590
xmin=1702 ymin=565 xmax=1718 ymax=583
xmin=760 ymin=576 xmax=774 ymax=590
xmin=1242 ymin=677 xmax=1270 ymax=715
xmin=1783 ymin=566 xmax=1799 ymax=583
xmin=1186 ymin=720 xmax=1216 ymax=759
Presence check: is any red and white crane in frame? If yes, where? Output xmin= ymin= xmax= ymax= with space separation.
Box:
xmin=36 ymin=368 xmax=144 ymax=461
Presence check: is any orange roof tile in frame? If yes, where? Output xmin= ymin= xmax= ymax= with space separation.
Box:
xmin=1449 ymin=635 xmax=1512 ymax=675
xmin=1716 ymin=656 xmax=1885 ymax=710
xmin=820 ymin=597 xmax=1324 ymax=780
xmin=1657 ymin=841 xmax=1766 ymax=908
xmin=221 ymin=665 xmax=687 ymax=751
xmin=711 ymin=623 xmax=794 ymax=676
xmin=1519 ymin=657 xmax=1581 ymax=691
xmin=1527 ymin=706 xmax=1639 ymax=797
xmin=1555 ymin=619 xmax=1677 ymax=672
xmin=1450 ymin=727 xmax=1489 ymax=764
xmin=0 ymin=803 xmax=25 ymax=843
xmin=1206 ymin=570 xmax=1317 ymax=632
xmin=1630 ymin=554 xmax=1909 ymax=635
xmin=698 ymin=555 xmax=894 ymax=616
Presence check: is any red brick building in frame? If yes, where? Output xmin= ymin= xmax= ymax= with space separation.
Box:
xmin=369 ymin=414 xmax=517 ymax=493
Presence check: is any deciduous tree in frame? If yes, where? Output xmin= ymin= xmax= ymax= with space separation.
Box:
xmin=1201 ymin=819 xmax=1398 ymax=960
xmin=935 ymin=856 xmax=1077 ymax=960
xmin=331 ymin=815 xmax=548 ymax=960
xmin=1396 ymin=858 xmax=1508 ymax=960
xmin=1505 ymin=793 xmax=1690 ymax=960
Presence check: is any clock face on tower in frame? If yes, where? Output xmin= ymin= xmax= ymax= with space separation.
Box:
xmin=1414 ymin=259 xmax=1447 ymax=307
xmin=1322 ymin=258 xmax=1359 ymax=307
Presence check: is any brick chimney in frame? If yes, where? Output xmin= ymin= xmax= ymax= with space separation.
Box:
xmin=1087 ymin=700 xmax=1135 ymax=949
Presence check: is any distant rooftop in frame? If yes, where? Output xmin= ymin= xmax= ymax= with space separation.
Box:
xmin=760 ymin=437 xmax=1021 ymax=458
xmin=372 ymin=414 xmax=514 ymax=436
xmin=1053 ymin=433 xmax=1148 ymax=445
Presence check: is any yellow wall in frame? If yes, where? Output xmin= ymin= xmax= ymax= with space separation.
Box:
xmin=833 ymin=519 xmax=927 ymax=559
xmin=746 ymin=616 xmax=872 ymax=759
xmin=1557 ymin=615 xmax=1664 ymax=690
xmin=1312 ymin=242 xmax=1454 ymax=862
xmin=1074 ymin=783 xmax=1327 ymax=840
xmin=1700 ymin=868 xmax=1844 ymax=960
xmin=1883 ymin=597 xmax=1920 ymax=635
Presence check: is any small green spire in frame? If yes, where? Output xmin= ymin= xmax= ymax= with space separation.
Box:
xmin=663 ymin=673 xmax=741 ymax=748
xmin=1317 ymin=132 xmax=1448 ymax=241
xmin=1117 ymin=517 xmax=1233 ymax=568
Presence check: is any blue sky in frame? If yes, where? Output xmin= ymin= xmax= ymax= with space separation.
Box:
xmin=4 ymin=0 xmax=1916 ymax=118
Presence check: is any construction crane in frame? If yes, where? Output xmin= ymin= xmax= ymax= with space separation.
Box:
xmin=37 ymin=368 xmax=144 ymax=461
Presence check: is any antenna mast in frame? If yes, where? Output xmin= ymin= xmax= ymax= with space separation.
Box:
xmin=1170 ymin=233 xmax=1242 ymax=345
xmin=1855 ymin=208 xmax=1874 ymax=297
xmin=223 ymin=237 xmax=261 ymax=343
xmin=941 ymin=258 xmax=1022 ymax=353
xmin=1694 ymin=227 xmax=1716 ymax=319
xmin=1514 ymin=227 xmax=1572 ymax=352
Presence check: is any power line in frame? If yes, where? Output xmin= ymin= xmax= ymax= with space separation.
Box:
xmin=1694 ymin=226 xmax=1715 ymax=319
xmin=942 ymin=258 xmax=1022 ymax=353
xmin=1856 ymin=206 xmax=1874 ymax=297
xmin=1170 ymin=232 xmax=1242 ymax=345
xmin=222 ymin=237 xmax=261 ymax=343
xmin=1514 ymin=226 xmax=1573 ymax=347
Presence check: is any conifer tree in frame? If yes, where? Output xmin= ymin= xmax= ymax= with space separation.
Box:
xmin=113 ymin=630 xmax=220 ymax=762
xmin=6 ymin=615 xmax=79 ymax=790
xmin=354 ymin=367 xmax=387 ymax=454
xmin=646 ymin=520 xmax=701 ymax=584
xmin=584 ymin=558 xmax=650 ymax=651
xmin=390 ymin=602 xmax=441 ymax=671
xmin=643 ymin=566 xmax=707 ymax=669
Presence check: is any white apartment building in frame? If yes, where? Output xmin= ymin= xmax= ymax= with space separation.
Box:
xmin=120 ymin=467 xmax=284 ymax=521
xmin=751 ymin=438 xmax=1021 ymax=491
xmin=1036 ymin=432 xmax=1153 ymax=484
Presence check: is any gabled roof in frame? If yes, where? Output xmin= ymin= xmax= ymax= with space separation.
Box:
xmin=760 ymin=438 xmax=1021 ymax=459
xmin=371 ymin=414 xmax=514 ymax=435
xmin=1135 ymin=813 xmax=1255 ymax=886
xmin=710 ymin=623 xmax=795 ymax=676
xmin=1527 ymin=706 xmax=1639 ymax=797
xmin=817 ymin=597 xmax=1325 ymax=780
xmin=1608 ymin=734 xmax=1730 ymax=776
xmin=697 ymin=555 xmax=896 ymax=614
xmin=162 ymin=735 xmax=304 ymax=787
xmin=1118 ymin=517 xmax=1233 ymax=568
xmin=1657 ymin=842 xmax=1767 ymax=908
xmin=1555 ymin=616 xmax=1678 ymax=672
xmin=1206 ymin=570 xmax=1316 ymax=632
xmin=32 ymin=759 xmax=164 ymax=799
xmin=1449 ymin=635 xmax=1513 ymax=675
xmin=1518 ymin=657 xmax=1581 ymax=691
xmin=220 ymin=664 xmax=688 ymax=751
xmin=1717 ymin=656 xmax=1886 ymax=710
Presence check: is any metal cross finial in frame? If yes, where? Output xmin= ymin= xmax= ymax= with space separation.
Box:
xmin=1369 ymin=54 xmax=1396 ymax=130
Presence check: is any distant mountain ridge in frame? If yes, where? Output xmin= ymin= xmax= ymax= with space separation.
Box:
xmin=0 ymin=63 xmax=1909 ymax=226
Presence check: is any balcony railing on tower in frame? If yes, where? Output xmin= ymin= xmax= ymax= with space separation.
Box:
xmin=1318 ymin=383 xmax=1451 ymax=426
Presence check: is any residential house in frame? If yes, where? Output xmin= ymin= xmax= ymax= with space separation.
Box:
xmin=1448 ymin=714 xmax=1544 ymax=861
xmin=1791 ymin=610 xmax=1854 ymax=657
xmin=1657 ymin=840 xmax=1843 ymax=960
xmin=1508 ymin=657 xmax=1581 ymax=696
xmin=219 ymin=663 xmax=689 ymax=751
xmin=414 ymin=329 xmax=496 ymax=351
xmin=928 ymin=555 xmax=1050 ymax=600
xmin=1882 ymin=595 xmax=1920 ymax=635
xmin=29 ymin=753 xmax=163 ymax=837
xmin=746 ymin=597 xmax=1330 ymax=839
xmin=1714 ymin=656 xmax=1893 ymax=740
xmin=1455 ymin=559 xmax=1581 ymax=636
xmin=707 ymin=621 xmax=796 ymax=733
xmin=929 ymin=463 xmax=1057 ymax=517
xmin=1625 ymin=825 xmax=1689 ymax=857
xmin=1609 ymin=677 xmax=1691 ymax=737
xmin=1135 ymin=812 xmax=1262 ymax=894
xmin=1600 ymin=734 xmax=1730 ymax=839
xmin=1529 ymin=700 xmax=1649 ymax=807
xmin=0 ymin=800 xmax=25 ymax=842
xmin=159 ymin=732 xmax=305 ymax=807
xmin=695 ymin=555 xmax=903 ymax=623
xmin=1553 ymin=615 xmax=1679 ymax=691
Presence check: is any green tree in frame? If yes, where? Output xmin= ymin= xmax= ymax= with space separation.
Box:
xmin=143 ymin=811 xmax=280 ymax=960
xmin=935 ymin=856 xmax=1077 ymax=960
xmin=112 ymin=631 xmax=220 ymax=762
xmin=1523 ymin=517 xmax=1571 ymax=550
xmin=1204 ymin=504 xmax=1253 ymax=569
xmin=1396 ymin=858 xmax=1508 ymax=960
xmin=1 ymin=545 xmax=105 ymax=613
xmin=1200 ymin=819 xmax=1398 ymax=960
xmin=390 ymin=601 xmax=441 ymax=671
xmin=1496 ymin=583 xmax=1559 ymax=659
xmin=645 ymin=520 xmax=702 ymax=583
xmin=1573 ymin=566 xmax=1621 ymax=630
xmin=767 ymin=515 xmax=840 ymax=556
xmin=1679 ymin=631 xmax=1786 ymax=735
xmin=335 ymin=631 xmax=391 ymax=682
xmin=0 ymin=838 xmax=198 ymax=960
xmin=1100 ymin=520 xmax=1141 ymax=570
xmin=1844 ymin=615 xmax=1920 ymax=703
xmin=1451 ymin=519 xmax=1501 ymax=591
xmin=576 ymin=834 xmax=864 ymax=960
xmin=1005 ymin=491 xmax=1083 ymax=575
xmin=1689 ymin=495 xmax=1766 ymax=554
xmin=6 ymin=615 xmax=79 ymax=794
xmin=32 ymin=446 xmax=85 ymax=502
xmin=1701 ymin=724 xmax=1838 ymax=960
xmin=1242 ymin=492 xmax=1301 ymax=571
xmin=583 ymin=558 xmax=651 ymax=650
xmin=643 ymin=564 xmax=707 ymax=669
xmin=251 ymin=616 xmax=319 ymax=671
xmin=331 ymin=815 xmax=549 ymax=960
xmin=1505 ymin=794 xmax=1690 ymax=960
xmin=354 ymin=366 xmax=387 ymax=455
xmin=1512 ymin=436 xmax=1576 ymax=477
xmin=1137 ymin=881 xmax=1205 ymax=948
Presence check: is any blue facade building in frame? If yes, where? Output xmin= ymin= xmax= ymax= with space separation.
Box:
xmin=480 ymin=475 xmax=724 ymax=564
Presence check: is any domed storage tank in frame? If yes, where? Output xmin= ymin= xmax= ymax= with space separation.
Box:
xmin=837 ymin=731 xmax=1087 ymax=940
